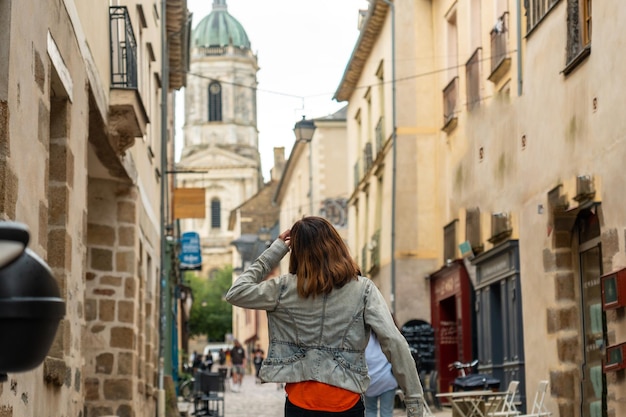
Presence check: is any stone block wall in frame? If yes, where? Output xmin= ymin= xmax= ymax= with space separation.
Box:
xmin=544 ymin=187 xmax=624 ymax=417
xmin=84 ymin=178 xmax=158 ymax=417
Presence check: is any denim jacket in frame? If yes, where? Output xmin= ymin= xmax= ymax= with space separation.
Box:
xmin=225 ymin=240 xmax=424 ymax=417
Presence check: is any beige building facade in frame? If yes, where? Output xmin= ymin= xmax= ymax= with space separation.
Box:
xmin=336 ymin=0 xmax=625 ymax=416
xmin=0 ymin=0 xmax=187 ymax=416
xmin=273 ymin=108 xmax=351 ymax=274
xmin=429 ymin=0 xmax=624 ymax=416
xmin=335 ymin=0 xmax=438 ymax=336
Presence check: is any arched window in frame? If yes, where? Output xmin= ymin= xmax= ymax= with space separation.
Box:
xmin=208 ymin=82 xmax=222 ymax=121
xmin=210 ymin=198 xmax=221 ymax=229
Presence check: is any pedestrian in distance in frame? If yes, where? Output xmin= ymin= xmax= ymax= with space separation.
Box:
xmin=230 ymin=340 xmax=246 ymax=392
xmin=252 ymin=343 xmax=265 ymax=384
xmin=199 ymin=353 xmax=214 ymax=373
xmin=191 ymin=350 xmax=202 ymax=375
xmin=364 ymin=331 xmax=399 ymax=417
xmin=218 ymin=348 xmax=226 ymax=366
xmin=225 ymin=216 xmax=424 ymax=417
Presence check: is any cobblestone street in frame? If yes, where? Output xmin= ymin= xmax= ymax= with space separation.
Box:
xmin=179 ymin=374 xmax=452 ymax=417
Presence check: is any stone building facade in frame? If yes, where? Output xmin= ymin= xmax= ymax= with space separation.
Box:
xmin=177 ymin=0 xmax=262 ymax=277
xmin=337 ymin=0 xmax=625 ymax=416
xmin=229 ymin=147 xmax=285 ymax=368
xmin=0 ymin=0 xmax=187 ymax=416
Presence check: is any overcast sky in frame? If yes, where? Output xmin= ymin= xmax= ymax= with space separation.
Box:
xmin=176 ymin=0 xmax=369 ymax=181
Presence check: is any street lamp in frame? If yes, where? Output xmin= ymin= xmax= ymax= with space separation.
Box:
xmin=293 ymin=116 xmax=316 ymax=215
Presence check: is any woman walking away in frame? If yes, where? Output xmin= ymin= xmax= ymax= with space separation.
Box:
xmin=225 ymin=216 xmax=424 ymax=417
xmin=364 ymin=331 xmax=398 ymax=417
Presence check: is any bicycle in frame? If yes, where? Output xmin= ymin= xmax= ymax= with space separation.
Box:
xmin=448 ymin=359 xmax=500 ymax=392
xmin=177 ymin=373 xmax=195 ymax=402
xmin=448 ymin=359 xmax=479 ymax=377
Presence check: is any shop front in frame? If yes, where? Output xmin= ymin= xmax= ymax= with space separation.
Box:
xmin=471 ymin=240 xmax=526 ymax=410
xmin=429 ymin=260 xmax=475 ymax=393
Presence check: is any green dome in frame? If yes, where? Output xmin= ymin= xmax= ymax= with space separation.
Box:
xmin=193 ymin=0 xmax=251 ymax=49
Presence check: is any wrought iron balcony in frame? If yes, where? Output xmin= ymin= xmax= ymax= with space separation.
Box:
xmin=363 ymin=142 xmax=373 ymax=173
xmin=110 ymin=6 xmax=137 ymax=89
xmin=488 ymin=13 xmax=511 ymax=84
xmin=375 ymin=117 xmax=384 ymax=157
xmin=361 ymin=244 xmax=368 ymax=274
xmin=466 ymin=48 xmax=481 ymax=111
xmin=442 ymin=77 xmax=459 ymax=133
xmin=369 ymin=229 xmax=380 ymax=273
xmin=108 ymin=6 xmax=148 ymax=153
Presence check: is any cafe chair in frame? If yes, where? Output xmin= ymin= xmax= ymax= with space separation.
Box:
xmin=517 ymin=380 xmax=551 ymax=417
xmin=488 ymin=380 xmax=520 ymax=417
xmin=193 ymin=371 xmax=225 ymax=417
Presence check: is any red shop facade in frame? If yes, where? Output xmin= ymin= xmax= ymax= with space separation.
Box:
xmin=429 ymin=260 xmax=475 ymax=393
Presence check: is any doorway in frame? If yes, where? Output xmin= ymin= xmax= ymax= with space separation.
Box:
xmin=576 ymin=209 xmax=606 ymax=417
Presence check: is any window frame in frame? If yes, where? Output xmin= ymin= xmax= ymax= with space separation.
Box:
xmin=210 ymin=198 xmax=221 ymax=229
xmin=564 ymin=0 xmax=592 ymax=74
xmin=208 ymin=81 xmax=223 ymax=122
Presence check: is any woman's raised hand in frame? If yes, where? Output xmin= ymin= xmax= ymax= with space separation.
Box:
xmin=278 ymin=229 xmax=291 ymax=247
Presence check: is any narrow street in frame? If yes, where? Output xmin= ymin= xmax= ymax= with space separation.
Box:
xmin=179 ymin=374 xmax=452 ymax=417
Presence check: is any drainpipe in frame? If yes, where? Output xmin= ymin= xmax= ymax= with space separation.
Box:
xmin=158 ymin=0 xmax=168 ymax=416
xmin=516 ymin=0 xmax=523 ymax=95
xmin=382 ymin=0 xmax=397 ymax=314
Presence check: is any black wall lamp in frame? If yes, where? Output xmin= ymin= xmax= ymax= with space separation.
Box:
xmin=0 ymin=222 xmax=65 ymax=382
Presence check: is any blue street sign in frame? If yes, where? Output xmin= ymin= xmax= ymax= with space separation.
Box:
xmin=179 ymin=232 xmax=202 ymax=270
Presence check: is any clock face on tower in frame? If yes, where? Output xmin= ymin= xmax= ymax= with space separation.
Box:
xmin=210 ymin=83 xmax=221 ymax=94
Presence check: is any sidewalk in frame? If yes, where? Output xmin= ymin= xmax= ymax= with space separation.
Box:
xmin=179 ymin=374 xmax=453 ymax=417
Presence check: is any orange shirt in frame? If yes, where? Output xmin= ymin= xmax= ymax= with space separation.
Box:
xmin=285 ymin=381 xmax=360 ymax=412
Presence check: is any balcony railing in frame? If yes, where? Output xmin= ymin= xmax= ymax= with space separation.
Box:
xmin=491 ymin=14 xmax=508 ymax=73
xmin=375 ymin=117 xmax=384 ymax=157
xmin=107 ymin=6 xmax=148 ymax=152
xmin=363 ymin=142 xmax=373 ymax=173
xmin=466 ymin=48 xmax=481 ymax=111
xmin=443 ymin=220 xmax=458 ymax=262
xmin=442 ymin=77 xmax=459 ymax=132
xmin=488 ymin=13 xmax=511 ymax=84
xmin=110 ymin=6 xmax=138 ymax=88
xmin=361 ymin=244 xmax=368 ymax=273
xmin=369 ymin=229 xmax=381 ymax=272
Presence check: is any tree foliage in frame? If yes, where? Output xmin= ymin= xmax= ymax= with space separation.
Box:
xmin=186 ymin=266 xmax=233 ymax=342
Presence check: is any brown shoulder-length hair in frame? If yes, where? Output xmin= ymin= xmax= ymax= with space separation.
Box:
xmin=289 ymin=216 xmax=361 ymax=298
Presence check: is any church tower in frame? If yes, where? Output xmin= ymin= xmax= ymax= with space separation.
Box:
xmin=178 ymin=0 xmax=262 ymax=276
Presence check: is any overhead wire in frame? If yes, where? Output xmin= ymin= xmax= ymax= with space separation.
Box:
xmin=175 ymin=48 xmax=518 ymax=104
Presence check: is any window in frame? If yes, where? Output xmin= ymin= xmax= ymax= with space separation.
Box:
xmin=208 ymin=82 xmax=222 ymax=121
xmin=466 ymin=48 xmax=481 ymax=111
xmin=566 ymin=0 xmax=592 ymax=66
xmin=210 ymin=198 xmax=221 ymax=229
xmin=466 ymin=207 xmax=483 ymax=255
xmin=443 ymin=220 xmax=458 ymax=262
xmin=525 ymin=0 xmax=560 ymax=32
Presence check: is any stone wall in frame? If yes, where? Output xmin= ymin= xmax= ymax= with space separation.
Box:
xmin=84 ymin=179 xmax=158 ymax=417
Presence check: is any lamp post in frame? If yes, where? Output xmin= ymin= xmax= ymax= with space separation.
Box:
xmin=293 ymin=116 xmax=316 ymax=215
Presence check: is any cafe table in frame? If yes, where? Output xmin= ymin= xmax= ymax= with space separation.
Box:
xmin=436 ymin=390 xmax=509 ymax=417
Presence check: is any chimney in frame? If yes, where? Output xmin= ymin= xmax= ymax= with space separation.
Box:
xmin=270 ymin=147 xmax=286 ymax=181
